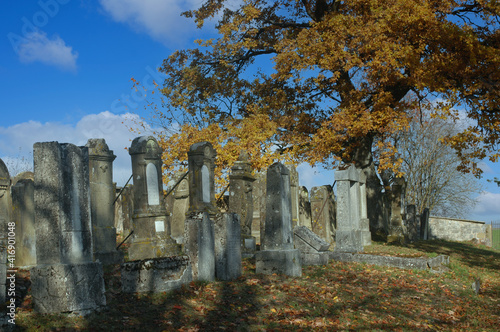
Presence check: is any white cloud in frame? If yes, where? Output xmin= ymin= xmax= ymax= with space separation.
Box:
xmin=99 ymin=0 xmax=200 ymax=45
xmin=296 ymin=162 xmax=335 ymax=191
xmin=0 ymin=112 xmax=151 ymax=185
xmin=469 ymin=191 xmax=500 ymax=222
xmin=17 ymin=31 xmax=78 ymax=72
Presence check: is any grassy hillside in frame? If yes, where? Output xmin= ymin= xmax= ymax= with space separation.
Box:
xmin=12 ymin=240 xmax=500 ymax=331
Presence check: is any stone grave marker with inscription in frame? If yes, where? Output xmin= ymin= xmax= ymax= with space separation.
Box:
xmin=128 ymin=136 xmax=179 ymax=261
xmin=334 ymin=165 xmax=364 ymax=253
xmin=12 ymin=177 xmax=36 ymax=267
xmin=229 ymin=151 xmax=256 ymax=257
xmin=30 ymin=142 xmax=106 ymax=314
xmin=256 ymin=162 xmax=302 ymax=277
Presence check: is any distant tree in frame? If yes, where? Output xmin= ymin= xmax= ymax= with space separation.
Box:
xmin=396 ymin=112 xmax=482 ymax=218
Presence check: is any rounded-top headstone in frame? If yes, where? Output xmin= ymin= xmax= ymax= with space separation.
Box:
xmin=188 ymin=141 xmax=217 ymax=158
xmin=129 ymin=136 xmax=162 ymax=159
xmin=12 ymin=171 xmax=34 ymax=187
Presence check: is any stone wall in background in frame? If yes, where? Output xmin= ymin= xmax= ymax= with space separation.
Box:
xmin=428 ymin=216 xmax=492 ymax=246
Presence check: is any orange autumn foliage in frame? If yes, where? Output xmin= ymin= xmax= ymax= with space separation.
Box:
xmin=142 ymin=0 xmax=499 ymax=184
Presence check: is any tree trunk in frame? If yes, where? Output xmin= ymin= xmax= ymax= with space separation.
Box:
xmin=351 ymin=136 xmax=388 ymax=241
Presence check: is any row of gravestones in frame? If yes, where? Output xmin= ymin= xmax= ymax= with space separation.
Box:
xmin=0 ymin=136 xmax=425 ymax=317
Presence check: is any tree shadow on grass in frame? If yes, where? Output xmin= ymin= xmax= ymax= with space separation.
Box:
xmin=404 ymin=240 xmax=500 ymax=271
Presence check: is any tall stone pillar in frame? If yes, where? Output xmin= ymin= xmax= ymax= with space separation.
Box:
xmin=334 ymin=165 xmax=364 ymax=253
xmin=310 ymin=185 xmax=336 ymax=245
xmin=128 ymin=136 xmax=179 ymax=261
xmin=405 ymin=204 xmax=420 ymax=242
xmin=298 ymin=186 xmax=312 ymax=229
xmin=359 ymin=171 xmax=372 ymax=246
xmin=171 ymin=172 xmax=189 ymax=244
xmin=229 ymin=151 xmax=256 ymax=257
xmin=250 ymin=172 xmax=266 ymax=245
xmin=12 ymin=177 xmax=36 ymax=267
xmin=184 ymin=142 xmax=218 ymax=281
xmin=31 ymin=142 xmax=105 ymax=314
xmin=187 ymin=142 xmax=218 ymax=216
xmin=387 ymin=177 xmax=406 ymax=243
xmin=0 ymin=158 xmax=11 ymax=307
xmin=87 ymin=139 xmax=123 ymax=265
xmin=288 ymin=165 xmax=300 ymax=228
xmin=256 ymin=162 xmax=301 ymax=276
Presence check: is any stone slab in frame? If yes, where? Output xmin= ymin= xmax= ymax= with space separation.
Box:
xmin=121 ymin=256 xmax=192 ymax=293
xmin=302 ymin=252 xmax=329 ymax=266
xmin=255 ymin=249 xmax=302 ymax=277
xmin=294 ymin=226 xmax=330 ymax=251
xmin=30 ymin=262 xmax=106 ymax=314
xmin=329 ymin=253 xmax=450 ymax=272
xmin=334 ymin=230 xmax=363 ymax=253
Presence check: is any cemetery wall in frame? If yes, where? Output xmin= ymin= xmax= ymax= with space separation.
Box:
xmin=428 ymin=216 xmax=492 ymax=246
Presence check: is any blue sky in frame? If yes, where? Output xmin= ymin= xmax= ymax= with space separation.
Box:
xmin=1 ymin=0 xmax=499 ymax=222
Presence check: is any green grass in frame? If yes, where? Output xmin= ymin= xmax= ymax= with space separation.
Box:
xmin=10 ymin=240 xmax=500 ymax=331
xmin=492 ymin=228 xmax=500 ymax=249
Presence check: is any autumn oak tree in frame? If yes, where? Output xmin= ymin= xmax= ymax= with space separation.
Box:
xmin=148 ymin=0 xmax=499 ymax=227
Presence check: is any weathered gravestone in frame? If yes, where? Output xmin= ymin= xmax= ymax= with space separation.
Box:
xmin=121 ymin=256 xmax=192 ymax=293
xmin=31 ymin=142 xmax=106 ymax=314
xmin=420 ymin=207 xmax=430 ymax=240
xmin=128 ymin=136 xmax=179 ymax=261
xmin=288 ymin=165 xmax=300 ymax=228
xmin=229 ymin=151 xmax=256 ymax=257
xmin=213 ymin=213 xmax=242 ymax=280
xmin=405 ymin=204 xmax=420 ymax=242
xmin=310 ymin=185 xmax=336 ymax=245
xmin=358 ymin=171 xmax=372 ymax=246
xmin=114 ymin=184 xmax=133 ymax=236
xmin=184 ymin=142 xmax=217 ymax=281
xmin=294 ymin=226 xmax=330 ymax=265
xmin=298 ymin=186 xmax=312 ymax=229
xmin=256 ymin=162 xmax=302 ymax=277
xmin=334 ymin=165 xmax=364 ymax=253
xmin=0 ymin=158 xmax=11 ymax=307
xmin=12 ymin=176 xmax=36 ymax=267
xmin=170 ymin=172 xmax=190 ymax=244
xmin=187 ymin=142 xmax=218 ymax=216
xmin=387 ymin=177 xmax=406 ymax=243
xmin=87 ymin=139 xmax=123 ymax=265
xmin=251 ymin=172 xmax=266 ymax=245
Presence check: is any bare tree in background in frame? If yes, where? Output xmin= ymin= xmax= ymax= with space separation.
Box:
xmin=398 ymin=114 xmax=482 ymax=218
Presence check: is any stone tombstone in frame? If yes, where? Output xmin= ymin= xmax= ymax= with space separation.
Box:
xmin=251 ymin=172 xmax=266 ymax=245
xmin=129 ymin=136 xmax=178 ymax=261
xmin=310 ymin=185 xmax=336 ymax=245
xmin=114 ymin=185 xmax=134 ymax=236
xmin=184 ymin=212 xmax=215 ymax=281
xmin=121 ymin=256 xmax=192 ymax=293
xmin=31 ymin=142 xmax=105 ymax=314
xmin=187 ymin=142 xmax=218 ymax=215
xmin=214 ymin=213 xmax=242 ymax=280
xmin=171 ymin=172 xmax=190 ymax=244
xmin=12 ymin=178 xmax=36 ymax=267
xmin=229 ymin=151 xmax=256 ymax=256
xmin=0 ymin=158 xmax=11 ymax=306
xmin=387 ymin=177 xmax=406 ymax=243
xmin=298 ymin=186 xmax=312 ymax=229
xmin=420 ymin=207 xmax=430 ymax=240
xmin=294 ymin=226 xmax=330 ymax=265
xmin=86 ymin=139 xmax=123 ymax=265
xmin=334 ymin=165 xmax=364 ymax=253
xmin=405 ymin=204 xmax=420 ymax=242
xmin=287 ymin=165 xmax=300 ymax=228
xmin=256 ymin=162 xmax=302 ymax=277
xmin=358 ymin=171 xmax=372 ymax=246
